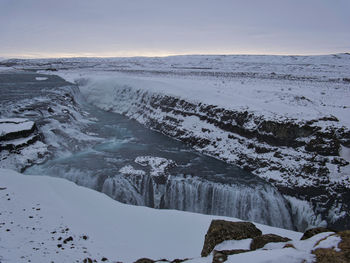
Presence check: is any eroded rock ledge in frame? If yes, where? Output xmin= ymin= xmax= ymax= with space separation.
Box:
xmin=84 ymin=85 xmax=350 ymax=230
xmin=0 ymin=118 xmax=48 ymax=171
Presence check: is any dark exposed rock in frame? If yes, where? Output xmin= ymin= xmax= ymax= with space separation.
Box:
xmin=212 ymin=249 xmax=250 ymax=263
xmin=332 ymin=157 xmax=349 ymax=166
xmin=0 ymin=134 xmax=41 ymax=152
xmin=301 ymin=164 xmax=318 ymax=174
xmin=0 ymin=119 xmax=36 ymax=142
xmin=273 ymin=151 xmax=282 ymax=158
xmin=170 ymin=259 xmax=190 ymax=263
xmin=283 ymin=243 xmax=296 ymax=249
xmin=212 ymin=252 xmax=227 ymax=263
xmin=258 ymin=120 xmax=316 ymax=146
xmin=301 ymin=227 xmax=335 ymax=240
xmin=45 ymin=68 xmax=57 ymax=71
xmin=312 ymin=230 xmax=350 ymax=263
xmin=135 ymin=258 xmax=189 ymax=263
xmin=181 ymin=136 xmax=211 ymax=148
xmin=255 ymin=146 xmax=272 ymax=154
xmin=250 ymin=234 xmax=291 ymax=250
xmin=134 ymin=258 xmax=155 ymax=263
xmin=305 ymin=136 xmax=340 ymax=156
xmin=0 ymin=118 xmax=48 ymax=158
xmin=63 ymin=236 xmax=73 ymax=244
xmin=83 ymin=258 xmax=93 ymax=263
xmin=318 ymin=116 xmax=339 ymax=122
xmin=201 ymin=220 xmax=262 ymax=257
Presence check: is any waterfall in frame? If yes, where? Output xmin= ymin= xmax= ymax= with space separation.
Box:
xmin=163 ymin=176 xmax=294 ymax=229
xmin=101 ymin=173 xmax=294 ymax=230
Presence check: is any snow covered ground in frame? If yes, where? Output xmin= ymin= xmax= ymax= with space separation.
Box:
xmin=0 ymin=169 xmax=343 ymax=263
xmin=60 ymin=69 xmax=350 ymax=127
xmin=4 ymin=53 xmax=350 ymax=80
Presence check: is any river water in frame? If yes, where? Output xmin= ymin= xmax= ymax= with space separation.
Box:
xmin=1 ymin=71 xmax=296 ymax=229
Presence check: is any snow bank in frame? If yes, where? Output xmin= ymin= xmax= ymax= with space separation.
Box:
xmin=0 ymin=168 xmax=302 ymax=263
xmin=211 ymin=231 xmax=340 ymax=263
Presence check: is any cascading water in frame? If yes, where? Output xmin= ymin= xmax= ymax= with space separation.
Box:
xmin=162 ymin=176 xmax=293 ymax=229
xmin=101 ymin=171 xmax=294 ymax=229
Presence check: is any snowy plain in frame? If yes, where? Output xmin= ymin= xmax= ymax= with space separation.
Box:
xmin=54 ymin=71 xmax=349 ymax=134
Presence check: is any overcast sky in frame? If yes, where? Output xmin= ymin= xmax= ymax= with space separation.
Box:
xmin=0 ymin=0 xmax=349 ymax=58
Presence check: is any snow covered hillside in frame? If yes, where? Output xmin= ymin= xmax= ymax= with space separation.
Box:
xmin=1 ymin=169 xmax=347 ymax=263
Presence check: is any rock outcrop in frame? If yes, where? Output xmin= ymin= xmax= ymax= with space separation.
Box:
xmin=250 ymin=234 xmax=291 ymax=250
xmin=300 ymin=227 xmax=335 ymax=240
xmin=0 ymin=118 xmax=36 ymax=141
xmin=134 ymin=258 xmax=155 ymax=263
xmin=312 ymin=230 xmax=350 ymax=263
xmin=201 ymin=220 xmax=262 ymax=257
xmin=212 ymin=249 xmax=249 ymax=263
xmin=133 ymin=220 xmax=350 ymax=263
xmin=133 ymin=258 xmax=189 ymax=263
xmin=0 ymin=118 xmax=38 ymax=151
xmin=201 ymin=220 xmax=349 ymax=263
xmin=0 ymin=118 xmax=48 ymax=171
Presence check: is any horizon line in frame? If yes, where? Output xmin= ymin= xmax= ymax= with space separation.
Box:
xmin=1 ymin=51 xmax=349 ymax=60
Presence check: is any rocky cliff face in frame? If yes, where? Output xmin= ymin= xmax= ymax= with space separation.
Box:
xmin=84 ymin=84 xmax=350 ymax=230
xmin=0 ymin=118 xmax=48 ymax=171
